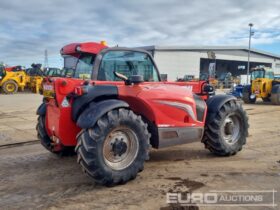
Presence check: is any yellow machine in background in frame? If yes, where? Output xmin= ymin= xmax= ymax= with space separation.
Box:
xmin=0 ymin=69 xmax=27 ymax=94
xmin=26 ymin=65 xmax=64 ymax=93
xmin=0 ymin=64 xmax=63 ymax=94
xmin=29 ymin=76 xmax=43 ymax=93
xmin=242 ymin=67 xmax=280 ymax=104
xmin=26 ymin=64 xmax=45 ymax=94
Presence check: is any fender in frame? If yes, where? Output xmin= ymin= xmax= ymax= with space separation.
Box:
xmin=72 ymin=85 xmax=118 ymax=121
xmin=36 ymin=103 xmax=46 ymax=116
xmin=206 ymin=95 xmax=236 ymax=122
xmin=77 ymin=99 xmax=129 ymax=129
xmin=193 ymin=94 xmax=207 ymax=122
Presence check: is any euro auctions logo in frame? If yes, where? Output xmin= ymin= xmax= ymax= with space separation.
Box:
xmin=166 ymin=190 xmax=277 ymax=207
xmin=167 ymin=192 xmax=217 ymax=204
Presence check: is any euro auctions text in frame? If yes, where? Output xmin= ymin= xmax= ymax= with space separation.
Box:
xmin=166 ymin=190 xmax=277 ymax=207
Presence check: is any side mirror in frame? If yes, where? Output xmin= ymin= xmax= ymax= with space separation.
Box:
xmin=129 ymin=75 xmax=144 ymax=84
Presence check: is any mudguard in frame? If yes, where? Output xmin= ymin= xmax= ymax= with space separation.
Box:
xmin=193 ymin=94 xmax=206 ymax=122
xmin=72 ymin=85 xmax=118 ymax=121
xmin=77 ymin=99 xmax=129 ymax=129
xmin=36 ymin=103 xmax=46 ymax=116
xmin=206 ymin=95 xmax=236 ymax=121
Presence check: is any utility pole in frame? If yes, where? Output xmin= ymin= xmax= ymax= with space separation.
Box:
xmin=44 ymin=49 xmax=49 ymax=70
xmin=246 ymin=23 xmax=254 ymax=84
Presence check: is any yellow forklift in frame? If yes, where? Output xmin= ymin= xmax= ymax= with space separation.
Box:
xmin=242 ymin=67 xmax=280 ymax=105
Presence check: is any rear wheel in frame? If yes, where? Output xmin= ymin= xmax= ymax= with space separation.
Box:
xmin=75 ymin=108 xmax=150 ymax=186
xmin=271 ymin=85 xmax=280 ymax=105
xmin=36 ymin=115 xmax=75 ymax=156
xmin=202 ymin=100 xmax=249 ymax=156
xmin=242 ymin=85 xmax=256 ymax=104
xmin=2 ymin=80 xmax=18 ymax=94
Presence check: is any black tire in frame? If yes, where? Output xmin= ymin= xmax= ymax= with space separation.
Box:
xmin=271 ymin=85 xmax=280 ymax=105
xmin=75 ymin=108 xmax=150 ymax=186
xmin=2 ymin=80 xmax=18 ymax=94
xmin=36 ymin=115 xmax=75 ymax=156
xmin=262 ymin=97 xmax=270 ymax=102
xmin=242 ymin=85 xmax=256 ymax=104
xmin=202 ymin=100 xmax=249 ymax=156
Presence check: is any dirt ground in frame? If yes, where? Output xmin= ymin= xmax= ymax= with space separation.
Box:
xmin=0 ymin=93 xmax=279 ymax=210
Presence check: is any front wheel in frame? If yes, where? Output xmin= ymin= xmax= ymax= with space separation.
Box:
xmin=75 ymin=108 xmax=150 ymax=186
xmin=242 ymin=85 xmax=256 ymax=104
xmin=202 ymin=100 xmax=249 ymax=156
xmin=2 ymin=80 xmax=18 ymax=94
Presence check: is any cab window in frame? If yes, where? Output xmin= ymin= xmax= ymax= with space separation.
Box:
xmin=74 ymin=54 xmax=95 ymax=79
xmin=265 ymin=71 xmax=274 ymax=79
xmin=63 ymin=55 xmax=78 ymax=78
xmin=98 ymin=50 xmax=159 ymax=81
xmin=251 ymin=70 xmax=264 ymax=80
xmin=64 ymin=55 xmax=78 ymax=69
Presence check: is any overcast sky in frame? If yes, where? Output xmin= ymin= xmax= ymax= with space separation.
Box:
xmin=0 ymin=0 xmax=279 ymax=67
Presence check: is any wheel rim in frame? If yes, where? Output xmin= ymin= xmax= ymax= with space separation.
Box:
xmin=103 ymin=126 xmax=139 ymax=170
xmin=6 ymin=83 xmax=15 ymax=92
xmin=221 ymin=114 xmax=241 ymax=145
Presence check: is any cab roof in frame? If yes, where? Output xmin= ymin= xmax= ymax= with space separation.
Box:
xmin=60 ymin=42 xmax=108 ymax=55
xmin=251 ymin=66 xmax=273 ymax=72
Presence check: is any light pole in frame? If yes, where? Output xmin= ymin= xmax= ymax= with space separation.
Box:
xmin=246 ymin=23 xmax=254 ymax=84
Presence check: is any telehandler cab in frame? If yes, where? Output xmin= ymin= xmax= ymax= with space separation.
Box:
xmin=37 ymin=42 xmax=249 ymax=186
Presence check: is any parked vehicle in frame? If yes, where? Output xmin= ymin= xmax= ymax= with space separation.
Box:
xmin=242 ymin=67 xmax=280 ymax=104
xmin=0 ymin=66 xmax=27 ymax=94
xmin=37 ymin=42 xmax=249 ymax=186
xmin=44 ymin=68 xmax=63 ymax=77
xmin=228 ymin=84 xmax=244 ymax=98
xmin=218 ymin=72 xmax=233 ymax=88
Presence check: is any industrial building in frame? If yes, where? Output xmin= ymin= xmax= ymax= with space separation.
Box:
xmin=139 ymin=46 xmax=280 ymax=81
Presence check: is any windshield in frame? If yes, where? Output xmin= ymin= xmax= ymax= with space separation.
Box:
xmin=265 ymin=70 xmax=274 ymax=79
xmin=74 ymin=54 xmax=95 ymax=79
xmin=63 ymin=53 xmax=95 ymax=79
xmin=98 ymin=51 xmax=159 ymax=82
xmin=64 ymin=56 xmax=78 ymax=70
xmin=251 ymin=70 xmax=265 ymax=80
xmin=45 ymin=68 xmax=62 ymax=77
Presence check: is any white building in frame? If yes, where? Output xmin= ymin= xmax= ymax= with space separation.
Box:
xmin=139 ymin=46 xmax=280 ymax=81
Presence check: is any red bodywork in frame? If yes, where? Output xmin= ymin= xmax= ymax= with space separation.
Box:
xmin=5 ymin=66 xmax=20 ymax=72
xmin=61 ymin=42 xmax=107 ymax=55
xmin=43 ymin=42 xmax=209 ymax=150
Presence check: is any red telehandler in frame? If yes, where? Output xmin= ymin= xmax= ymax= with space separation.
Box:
xmin=37 ymin=42 xmax=249 ymax=186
